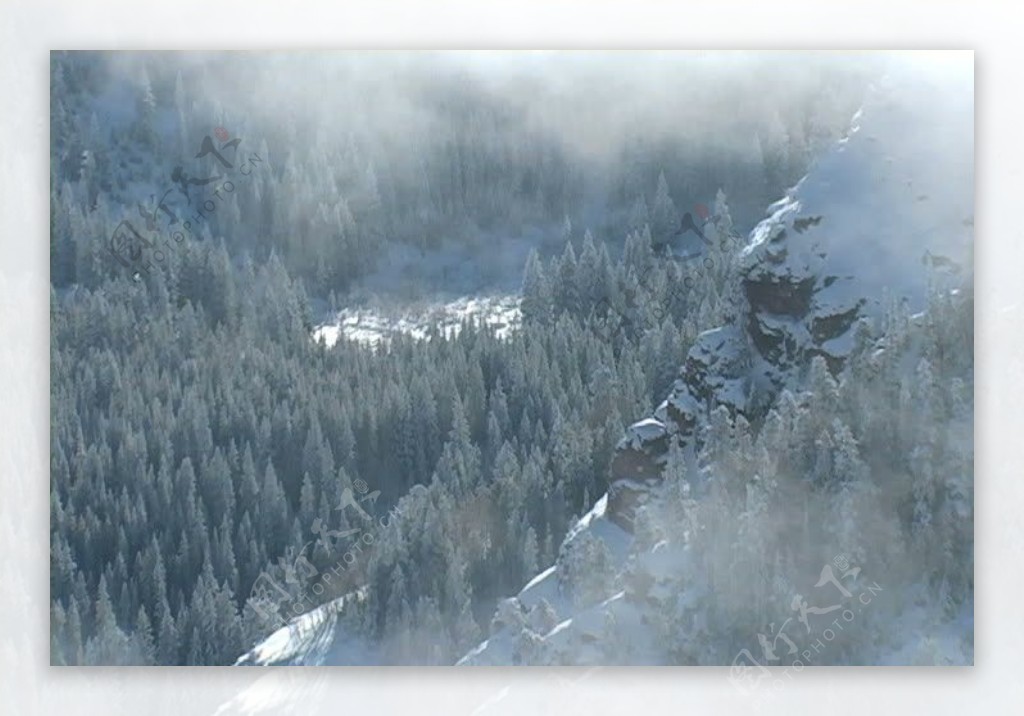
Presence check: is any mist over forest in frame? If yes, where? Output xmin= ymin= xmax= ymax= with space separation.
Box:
xmin=52 ymin=51 xmax=874 ymax=298
xmin=49 ymin=51 xmax=972 ymax=667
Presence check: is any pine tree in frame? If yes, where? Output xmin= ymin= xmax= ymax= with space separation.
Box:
xmin=66 ymin=599 xmax=84 ymax=665
xmin=629 ymin=194 xmax=650 ymax=233
xmin=135 ymin=68 xmax=158 ymax=148
xmin=554 ymin=241 xmax=579 ymax=317
xmin=84 ymin=575 xmax=130 ymax=665
xmin=521 ymin=248 xmax=552 ymax=325
xmin=713 ymin=187 xmax=734 ymax=238
xmin=51 ymin=601 xmax=68 ymax=665
xmin=132 ymin=605 xmax=156 ymax=665
xmin=299 ymin=473 xmax=317 ymax=529
xmin=557 ymin=531 xmax=614 ymax=608
xmin=650 ymin=171 xmax=678 ymax=246
xmin=522 ymin=526 xmax=539 ymax=580
xmin=577 ymin=230 xmax=602 ymax=309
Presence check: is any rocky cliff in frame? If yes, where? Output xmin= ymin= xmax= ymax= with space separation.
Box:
xmin=608 ymin=64 xmax=973 ymax=530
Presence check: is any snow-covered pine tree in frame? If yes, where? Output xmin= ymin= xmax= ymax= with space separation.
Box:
xmin=650 ymin=170 xmax=678 ymax=247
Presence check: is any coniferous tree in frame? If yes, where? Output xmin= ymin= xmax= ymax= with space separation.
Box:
xmin=650 ymin=171 xmax=678 ymax=247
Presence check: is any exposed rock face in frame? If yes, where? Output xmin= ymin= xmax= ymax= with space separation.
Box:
xmin=610 ymin=68 xmax=974 ymax=526
xmin=607 ymin=477 xmax=659 ymax=531
xmin=608 ymin=418 xmax=670 ymax=529
xmin=606 ymin=196 xmax=873 ymax=529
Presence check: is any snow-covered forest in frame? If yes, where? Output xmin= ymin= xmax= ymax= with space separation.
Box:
xmin=49 ymin=51 xmax=972 ymax=666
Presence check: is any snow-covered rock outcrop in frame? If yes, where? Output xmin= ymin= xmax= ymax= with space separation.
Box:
xmin=603 ymin=61 xmax=973 ymax=530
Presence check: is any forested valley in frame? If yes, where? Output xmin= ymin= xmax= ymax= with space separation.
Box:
xmin=50 ymin=52 xmax=971 ymax=666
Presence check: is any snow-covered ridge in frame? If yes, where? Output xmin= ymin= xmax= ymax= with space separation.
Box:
xmin=457 ymin=494 xmax=637 ymax=666
xmin=748 ymin=68 xmax=973 ymax=316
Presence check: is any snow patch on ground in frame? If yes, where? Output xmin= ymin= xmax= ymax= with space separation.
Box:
xmin=312 ymin=294 xmax=521 ymax=348
xmin=235 ymin=589 xmax=364 ymax=666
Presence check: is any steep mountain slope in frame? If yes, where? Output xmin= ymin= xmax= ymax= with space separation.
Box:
xmin=459 ymin=61 xmax=973 ymax=666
